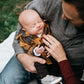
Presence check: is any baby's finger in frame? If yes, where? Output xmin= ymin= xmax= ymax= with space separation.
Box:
xmin=39 ymin=46 xmax=44 ymax=48
xmin=38 ymin=45 xmax=40 ymax=48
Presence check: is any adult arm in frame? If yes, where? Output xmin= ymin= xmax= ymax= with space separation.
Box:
xmin=42 ymin=34 xmax=80 ymax=84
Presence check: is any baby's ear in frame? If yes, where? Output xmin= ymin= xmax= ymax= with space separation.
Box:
xmin=22 ymin=28 xmax=25 ymax=31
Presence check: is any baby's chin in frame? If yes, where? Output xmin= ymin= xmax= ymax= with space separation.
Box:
xmin=38 ymin=30 xmax=43 ymax=35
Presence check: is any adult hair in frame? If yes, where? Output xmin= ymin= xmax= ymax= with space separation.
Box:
xmin=64 ymin=0 xmax=84 ymax=21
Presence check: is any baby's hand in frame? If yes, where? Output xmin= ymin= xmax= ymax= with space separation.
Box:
xmin=35 ymin=45 xmax=45 ymax=54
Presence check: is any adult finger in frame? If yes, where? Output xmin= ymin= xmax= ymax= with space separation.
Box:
xmin=45 ymin=46 xmax=52 ymax=55
xmin=43 ymin=34 xmax=60 ymax=45
xmin=28 ymin=66 xmax=37 ymax=73
xmin=46 ymin=52 xmax=51 ymax=58
xmin=43 ymin=34 xmax=54 ymax=45
xmin=47 ymin=34 xmax=60 ymax=44
xmin=42 ymin=38 xmax=52 ymax=48
xmin=33 ymin=56 xmax=46 ymax=64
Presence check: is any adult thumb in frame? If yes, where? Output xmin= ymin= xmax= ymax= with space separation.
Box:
xmin=34 ymin=57 xmax=46 ymax=64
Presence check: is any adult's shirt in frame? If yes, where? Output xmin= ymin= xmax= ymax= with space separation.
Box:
xmin=13 ymin=0 xmax=84 ymax=68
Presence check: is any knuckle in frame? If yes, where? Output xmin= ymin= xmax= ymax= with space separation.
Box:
xmin=52 ymin=47 xmax=55 ymax=51
xmin=30 ymin=67 xmax=35 ymax=72
xmin=50 ymin=48 xmax=53 ymax=53
xmin=25 ymin=67 xmax=35 ymax=72
xmin=25 ymin=68 xmax=30 ymax=71
xmin=56 ymin=42 xmax=61 ymax=46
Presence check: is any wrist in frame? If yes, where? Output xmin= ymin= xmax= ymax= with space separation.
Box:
xmin=17 ymin=53 xmax=26 ymax=60
xmin=58 ymin=56 xmax=67 ymax=62
xmin=33 ymin=48 xmax=41 ymax=56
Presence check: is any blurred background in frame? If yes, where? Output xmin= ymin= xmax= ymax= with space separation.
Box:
xmin=0 ymin=0 xmax=32 ymax=43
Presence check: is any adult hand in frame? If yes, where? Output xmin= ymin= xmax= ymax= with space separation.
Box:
xmin=17 ymin=53 xmax=46 ymax=73
xmin=42 ymin=34 xmax=67 ymax=62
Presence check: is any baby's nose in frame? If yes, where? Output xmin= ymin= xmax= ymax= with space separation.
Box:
xmin=37 ymin=23 xmax=41 ymax=28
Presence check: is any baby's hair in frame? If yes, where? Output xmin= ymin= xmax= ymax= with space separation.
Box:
xmin=19 ymin=9 xmax=40 ymax=27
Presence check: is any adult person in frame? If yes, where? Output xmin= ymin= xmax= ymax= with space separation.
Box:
xmin=0 ymin=0 xmax=84 ymax=84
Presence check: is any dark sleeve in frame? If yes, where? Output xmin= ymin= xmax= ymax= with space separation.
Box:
xmin=13 ymin=0 xmax=59 ymax=55
xmin=58 ymin=60 xmax=80 ymax=84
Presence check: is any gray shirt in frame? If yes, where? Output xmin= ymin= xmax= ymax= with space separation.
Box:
xmin=13 ymin=0 xmax=84 ymax=66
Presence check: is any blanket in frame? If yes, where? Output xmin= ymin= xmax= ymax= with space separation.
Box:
xmin=0 ymin=32 xmax=15 ymax=72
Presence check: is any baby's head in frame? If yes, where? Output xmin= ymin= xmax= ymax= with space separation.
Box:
xmin=19 ymin=9 xmax=44 ymax=35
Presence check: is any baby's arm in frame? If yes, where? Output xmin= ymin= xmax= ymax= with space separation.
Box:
xmin=33 ymin=45 xmax=45 ymax=56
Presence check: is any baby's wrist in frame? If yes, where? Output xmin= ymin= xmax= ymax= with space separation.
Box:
xmin=33 ymin=47 xmax=41 ymax=56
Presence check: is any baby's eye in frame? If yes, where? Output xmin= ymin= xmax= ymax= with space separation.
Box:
xmin=31 ymin=23 xmax=35 ymax=28
xmin=32 ymin=25 xmax=35 ymax=28
xmin=38 ymin=20 xmax=42 ymax=23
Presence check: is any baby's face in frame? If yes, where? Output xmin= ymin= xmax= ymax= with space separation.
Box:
xmin=22 ymin=14 xmax=45 ymax=35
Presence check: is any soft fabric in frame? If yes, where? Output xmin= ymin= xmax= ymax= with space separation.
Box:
xmin=0 ymin=32 xmax=15 ymax=72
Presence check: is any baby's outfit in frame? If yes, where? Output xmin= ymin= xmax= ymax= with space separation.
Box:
xmin=16 ymin=23 xmax=62 ymax=84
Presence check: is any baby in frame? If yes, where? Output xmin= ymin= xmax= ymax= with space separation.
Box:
xmin=16 ymin=9 xmax=62 ymax=84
